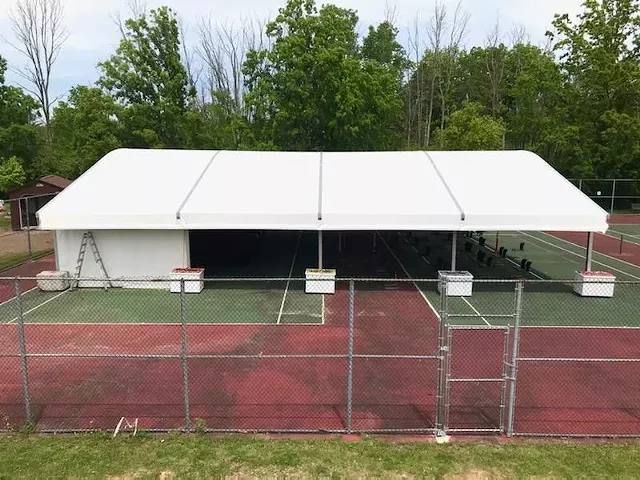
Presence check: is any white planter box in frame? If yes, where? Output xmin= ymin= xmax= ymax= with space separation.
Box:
xmin=305 ymin=269 xmax=336 ymax=294
xmin=438 ymin=270 xmax=474 ymax=297
xmin=573 ymin=271 xmax=615 ymax=298
xmin=36 ymin=271 xmax=70 ymax=291
xmin=170 ymin=268 xmax=205 ymax=293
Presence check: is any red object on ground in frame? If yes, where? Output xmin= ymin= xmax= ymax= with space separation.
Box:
xmin=578 ymin=271 xmax=614 ymax=277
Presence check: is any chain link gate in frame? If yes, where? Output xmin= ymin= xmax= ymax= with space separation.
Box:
xmin=436 ymin=279 xmax=522 ymax=436
xmin=442 ymin=325 xmax=511 ymax=434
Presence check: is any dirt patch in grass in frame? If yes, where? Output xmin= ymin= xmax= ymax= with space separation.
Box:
xmin=0 ymin=230 xmax=52 ymax=256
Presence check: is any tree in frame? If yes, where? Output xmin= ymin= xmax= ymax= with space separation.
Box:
xmin=0 ymin=156 xmax=27 ymax=192
xmin=243 ymin=0 xmax=403 ymax=151
xmin=547 ymin=0 xmax=640 ymax=177
xmin=0 ymin=55 xmax=40 ymax=179
xmin=50 ymin=86 xmax=122 ymax=178
xmin=98 ymin=6 xmax=195 ymax=148
xmin=503 ymin=43 xmax=565 ymax=153
xmin=435 ymin=102 xmax=505 ymax=150
xmin=7 ymin=0 xmax=68 ymax=129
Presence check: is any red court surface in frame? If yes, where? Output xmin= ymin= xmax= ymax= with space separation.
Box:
xmin=513 ymin=327 xmax=640 ymax=436
xmin=548 ymin=231 xmax=640 ymax=266
xmin=0 ymin=255 xmax=55 ymax=303
xmin=0 ymin=284 xmax=443 ymax=433
xmin=609 ymin=214 xmax=640 ymax=225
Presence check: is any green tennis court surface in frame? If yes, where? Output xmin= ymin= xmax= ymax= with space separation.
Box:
xmin=3 ymin=228 xmax=640 ymax=328
xmin=380 ymin=230 xmax=640 ymax=328
xmin=0 ymin=232 xmax=323 ymax=325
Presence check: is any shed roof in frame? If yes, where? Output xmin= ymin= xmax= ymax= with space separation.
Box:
xmin=40 ymin=175 xmax=72 ymax=189
xmin=37 ymin=148 xmax=609 ymax=233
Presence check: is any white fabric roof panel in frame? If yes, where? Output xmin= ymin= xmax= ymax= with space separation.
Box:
xmin=179 ymin=151 xmax=320 ymax=229
xmin=320 ymin=151 xmax=463 ymax=231
xmin=428 ymin=151 xmax=609 ymax=233
xmin=37 ymin=149 xmax=216 ymax=230
xmin=37 ymin=148 xmax=609 ymax=233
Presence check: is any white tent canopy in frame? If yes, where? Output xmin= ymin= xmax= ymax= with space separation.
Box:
xmin=37 ymin=148 xmax=609 ymax=233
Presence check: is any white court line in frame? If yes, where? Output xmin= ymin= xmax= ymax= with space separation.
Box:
xmin=0 ymin=286 xmax=37 ymax=308
xmin=461 ymin=298 xmax=490 ymax=326
xmin=7 ymin=289 xmax=70 ymax=324
xmin=520 ymin=231 xmax=640 ymax=280
xmin=405 ymin=236 xmax=491 ymax=325
xmin=377 ymin=232 xmax=441 ymax=320
xmin=277 ymin=232 xmax=302 ymax=324
xmin=606 ymin=229 xmax=640 ymax=245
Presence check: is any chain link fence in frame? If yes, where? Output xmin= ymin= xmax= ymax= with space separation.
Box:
xmin=569 ymin=179 xmax=640 ymax=215
xmin=0 ymin=192 xmax=58 ymax=274
xmin=1 ymin=275 xmax=640 ymax=437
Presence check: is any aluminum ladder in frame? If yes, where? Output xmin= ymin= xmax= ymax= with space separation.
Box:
xmin=72 ymin=231 xmax=112 ymax=290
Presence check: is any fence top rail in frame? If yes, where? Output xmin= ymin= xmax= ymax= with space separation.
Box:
xmin=568 ymin=178 xmax=639 ymax=182
xmin=2 ymin=276 xmax=640 ymax=284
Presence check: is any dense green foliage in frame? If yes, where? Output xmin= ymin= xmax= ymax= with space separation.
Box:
xmin=0 ymin=0 xmax=639 ymax=191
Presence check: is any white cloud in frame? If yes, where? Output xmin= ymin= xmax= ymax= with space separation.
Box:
xmin=0 ymin=0 xmax=584 ymax=98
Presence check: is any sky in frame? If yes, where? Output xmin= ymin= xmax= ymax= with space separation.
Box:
xmin=0 ymin=0 xmax=584 ymax=101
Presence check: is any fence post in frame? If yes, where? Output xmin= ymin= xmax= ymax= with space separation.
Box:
xmin=346 ymin=280 xmax=355 ymax=434
xmin=610 ymin=179 xmax=617 ymax=216
xmin=180 ymin=278 xmax=191 ymax=432
xmin=435 ymin=278 xmax=449 ymax=435
xmin=14 ymin=278 xmax=33 ymax=425
xmin=506 ymin=280 xmax=523 ymax=437
xmin=25 ymin=199 xmax=33 ymax=262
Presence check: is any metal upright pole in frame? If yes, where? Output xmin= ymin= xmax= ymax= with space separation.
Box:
xmin=180 ymin=279 xmax=191 ymax=432
xmin=318 ymin=230 xmax=323 ymax=269
xmin=585 ymin=232 xmax=594 ymax=272
xmin=435 ymin=277 xmax=449 ymax=434
xmin=338 ymin=232 xmax=342 ymax=254
xmin=610 ymin=179 xmax=617 ymax=216
xmin=25 ymin=199 xmax=32 ymax=262
xmin=451 ymin=232 xmax=458 ymax=271
xmin=14 ymin=279 xmax=32 ymax=425
xmin=506 ymin=280 xmax=523 ymax=437
xmin=372 ymin=232 xmax=377 ymax=252
xmin=346 ymin=280 xmax=355 ymax=433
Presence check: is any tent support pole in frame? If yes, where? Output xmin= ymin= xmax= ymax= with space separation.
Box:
xmin=451 ymin=231 xmax=458 ymax=271
xmin=373 ymin=232 xmax=377 ymax=252
xmin=338 ymin=233 xmax=342 ymax=254
xmin=585 ymin=232 xmax=594 ymax=272
xmin=318 ymin=230 xmax=323 ymax=270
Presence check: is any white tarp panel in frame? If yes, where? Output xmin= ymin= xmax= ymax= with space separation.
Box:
xmin=55 ymin=230 xmax=189 ymax=288
xmin=428 ymin=151 xmax=609 ymax=233
xmin=38 ymin=149 xmax=216 ymax=230
xmin=320 ymin=151 xmax=463 ymax=231
xmin=179 ymin=151 xmax=320 ymax=229
xmin=37 ymin=148 xmax=609 ymax=233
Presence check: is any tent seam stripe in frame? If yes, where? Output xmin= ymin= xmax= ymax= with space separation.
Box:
xmin=317 ymin=152 xmax=323 ymax=221
xmin=175 ymin=150 xmax=223 ymax=220
xmin=422 ymin=151 xmax=466 ymax=222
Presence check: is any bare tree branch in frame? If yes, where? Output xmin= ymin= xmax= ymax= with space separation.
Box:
xmin=383 ymin=1 xmax=399 ymax=25
xmin=197 ymin=15 xmax=266 ymax=115
xmin=6 ymin=0 xmax=68 ymax=129
xmin=111 ymin=0 xmax=147 ymax=40
xmin=510 ymin=23 xmax=530 ymax=46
